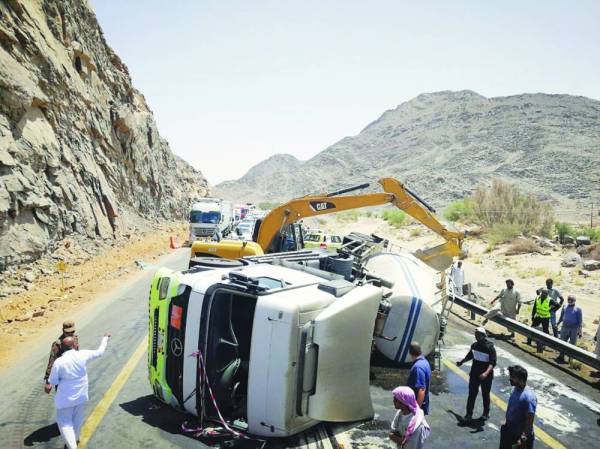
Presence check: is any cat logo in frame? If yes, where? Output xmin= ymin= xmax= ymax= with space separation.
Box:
xmin=309 ymin=201 xmax=336 ymax=212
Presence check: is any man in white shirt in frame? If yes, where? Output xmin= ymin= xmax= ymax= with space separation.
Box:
xmin=451 ymin=261 xmax=465 ymax=297
xmin=47 ymin=332 xmax=111 ymax=449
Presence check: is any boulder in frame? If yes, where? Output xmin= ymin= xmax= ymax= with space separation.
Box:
xmin=561 ymin=253 xmax=582 ymax=267
xmin=576 ymin=236 xmax=592 ymax=246
xmin=582 ymin=260 xmax=600 ymax=271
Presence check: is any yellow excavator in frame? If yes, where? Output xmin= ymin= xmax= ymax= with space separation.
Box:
xmin=190 ymin=177 xmax=465 ymax=270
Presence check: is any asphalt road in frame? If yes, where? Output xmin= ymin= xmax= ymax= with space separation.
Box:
xmin=1 ymin=248 xmax=599 ymax=449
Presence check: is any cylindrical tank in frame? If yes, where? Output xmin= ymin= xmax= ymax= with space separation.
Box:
xmin=364 ymin=252 xmax=441 ymax=363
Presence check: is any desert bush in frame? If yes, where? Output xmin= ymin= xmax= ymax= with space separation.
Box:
xmin=443 ymin=199 xmax=474 ymax=222
xmin=258 ymin=201 xmax=280 ymax=210
xmin=336 ymin=210 xmax=360 ymax=222
xmin=470 ymin=179 xmax=554 ymax=237
xmin=382 ymin=209 xmax=408 ymax=228
xmin=485 ymin=223 xmax=522 ymax=250
xmin=316 ymin=218 xmax=327 ymax=226
xmin=410 ymin=228 xmax=422 ymax=237
xmin=505 ymin=239 xmax=542 ymax=256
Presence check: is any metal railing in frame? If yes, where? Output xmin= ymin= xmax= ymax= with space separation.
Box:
xmin=449 ymin=292 xmax=600 ymax=371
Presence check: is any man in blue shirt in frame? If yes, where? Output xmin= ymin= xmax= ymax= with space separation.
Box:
xmin=556 ymin=295 xmax=583 ymax=364
xmin=457 ymin=326 xmax=496 ymax=421
xmin=407 ymin=342 xmax=431 ymax=415
xmin=500 ymin=365 xmax=536 ymax=449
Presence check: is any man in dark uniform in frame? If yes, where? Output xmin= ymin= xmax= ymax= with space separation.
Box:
xmin=457 ymin=326 xmax=496 ymax=421
xmin=43 ymin=320 xmax=78 ymax=393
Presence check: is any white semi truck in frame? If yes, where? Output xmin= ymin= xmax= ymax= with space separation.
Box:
xmin=189 ymin=198 xmax=234 ymax=240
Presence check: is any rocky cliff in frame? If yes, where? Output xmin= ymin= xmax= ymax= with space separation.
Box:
xmin=214 ymin=91 xmax=600 ymax=207
xmin=0 ymin=0 xmax=208 ymax=270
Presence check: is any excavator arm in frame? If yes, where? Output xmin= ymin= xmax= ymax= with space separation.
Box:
xmin=256 ymin=178 xmax=464 ymax=268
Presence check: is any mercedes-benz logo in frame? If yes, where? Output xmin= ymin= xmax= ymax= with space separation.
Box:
xmin=171 ymin=338 xmax=183 ymax=356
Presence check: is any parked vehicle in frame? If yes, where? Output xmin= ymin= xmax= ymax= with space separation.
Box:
xmin=235 ymin=220 xmax=255 ymax=240
xmin=303 ymin=233 xmax=343 ymax=250
xmin=189 ymin=198 xmax=233 ymax=240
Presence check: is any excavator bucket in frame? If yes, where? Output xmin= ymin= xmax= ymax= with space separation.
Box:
xmin=413 ymin=240 xmax=461 ymax=271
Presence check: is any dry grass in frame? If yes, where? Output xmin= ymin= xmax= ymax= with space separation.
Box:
xmin=471 ymin=179 xmax=554 ymax=237
xmin=505 ymin=239 xmax=543 ymax=256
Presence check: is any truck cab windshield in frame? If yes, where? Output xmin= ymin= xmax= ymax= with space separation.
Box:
xmin=190 ymin=211 xmax=221 ymax=224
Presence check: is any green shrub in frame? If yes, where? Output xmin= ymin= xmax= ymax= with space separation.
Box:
xmin=555 ymin=222 xmax=575 ymax=243
xmin=382 ymin=209 xmax=408 ymax=228
xmin=443 ymin=199 xmax=474 ymax=222
xmin=577 ymin=226 xmax=600 ymax=242
xmin=470 ymin=179 xmax=554 ymax=237
xmin=316 ymin=218 xmax=327 ymax=226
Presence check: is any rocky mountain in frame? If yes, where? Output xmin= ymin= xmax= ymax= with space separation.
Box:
xmin=214 ymin=91 xmax=600 ymax=208
xmin=0 ymin=0 xmax=208 ymax=269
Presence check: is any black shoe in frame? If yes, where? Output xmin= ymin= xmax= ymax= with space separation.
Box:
xmin=463 ymin=414 xmax=472 ymax=421
xmin=480 ymin=413 xmax=490 ymax=420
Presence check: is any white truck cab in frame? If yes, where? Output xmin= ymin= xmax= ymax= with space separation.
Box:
xmin=151 ymin=263 xmax=381 ymax=437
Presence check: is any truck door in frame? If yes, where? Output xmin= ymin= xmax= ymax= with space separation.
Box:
xmin=305 ymin=285 xmax=381 ymax=422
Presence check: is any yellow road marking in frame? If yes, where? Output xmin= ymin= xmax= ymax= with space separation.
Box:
xmin=442 ymin=359 xmax=567 ymax=449
xmin=79 ymin=335 xmax=147 ymax=449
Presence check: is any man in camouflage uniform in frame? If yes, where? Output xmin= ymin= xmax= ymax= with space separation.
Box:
xmin=43 ymin=320 xmax=78 ymax=393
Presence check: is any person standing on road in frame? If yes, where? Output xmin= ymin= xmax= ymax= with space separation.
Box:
xmin=407 ymin=342 xmax=431 ymax=415
xmin=456 ymin=326 xmax=496 ymax=421
xmin=450 ymin=261 xmax=465 ymax=297
xmin=389 ymin=386 xmax=431 ymax=449
xmin=593 ymin=321 xmax=600 ymax=378
xmin=44 ymin=320 xmax=78 ymax=393
xmin=483 ymin=279 xmax=521 ymax=338
xmin=500 ymin=365 xmax=536 ymax=449
xmin=556 ymin=295 xmax=583 ymax=364
xmin=526 ymin=289 xmax=557 ymax=352
xmin=536 ymin=278 xmax=564 ymax=338
xmin=47 ymin=332 xmax=111 ymax=449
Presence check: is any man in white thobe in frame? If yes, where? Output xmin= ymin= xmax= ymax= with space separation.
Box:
xmin=47 ymin=333 xmax=111 ymax=449
xmin=451 ymin=261 xmax=465 ymax=297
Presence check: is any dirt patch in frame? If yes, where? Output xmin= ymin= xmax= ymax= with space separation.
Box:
xmin=0 ymin=223 xmax=188 ymax=368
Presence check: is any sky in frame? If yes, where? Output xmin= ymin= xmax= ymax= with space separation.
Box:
xmin=91 ymin=0 xmax=600 ymax=185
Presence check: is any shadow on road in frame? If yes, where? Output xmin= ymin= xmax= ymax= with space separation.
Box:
xmin=447 ymin=409 xmax=485 ymax=434
xmin=23 ymin=423 xmax=61 ymax=446
xmin=119 ymin=395 xmax=191 ymax=435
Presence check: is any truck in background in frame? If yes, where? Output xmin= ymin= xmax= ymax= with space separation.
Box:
xmin=189 ymin=198 xmax=233 ymax=241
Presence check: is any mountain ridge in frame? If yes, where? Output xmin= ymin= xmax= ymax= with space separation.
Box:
xmin=214 ymin=90 xmax=600 ymax=207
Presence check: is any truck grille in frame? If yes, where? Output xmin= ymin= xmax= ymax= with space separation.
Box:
xmin=151 ymin=308 xmax=159 ymax=368
xmin=194 ymin=228 xmax=214 ymax=237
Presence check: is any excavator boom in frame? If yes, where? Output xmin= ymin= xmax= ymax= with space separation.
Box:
xmin=257 ymin=178 xmax=464 ymax=261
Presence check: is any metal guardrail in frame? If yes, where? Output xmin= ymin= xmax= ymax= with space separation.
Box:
xmin=450 ymin=293 xmax=600 ymax=371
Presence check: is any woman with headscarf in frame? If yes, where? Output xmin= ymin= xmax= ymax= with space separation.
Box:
xmin=389 ymin=386 xmax=431 ymax=448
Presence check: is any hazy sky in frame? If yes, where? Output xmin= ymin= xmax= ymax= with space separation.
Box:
xmin=91 ymin=0 xmax=600 ymax=185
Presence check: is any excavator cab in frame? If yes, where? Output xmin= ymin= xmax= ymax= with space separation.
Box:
xmin=253 ymin=220 xmax=304 ymax=253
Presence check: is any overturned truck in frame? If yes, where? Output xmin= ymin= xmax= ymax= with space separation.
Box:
xmin=148 ymin=233 xmax=451 ymax=437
